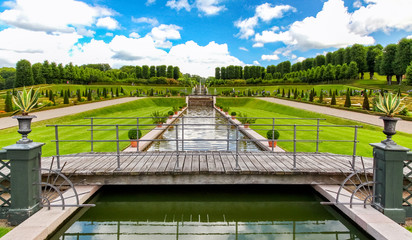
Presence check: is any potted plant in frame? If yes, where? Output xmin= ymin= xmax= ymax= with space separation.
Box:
xmin=245 ymin=117 xmax=256 ymax=128
xmin=151 ymin=111 xmax=167 ymax=127
xmin=375 ymin=92 xmax=405 ymax=145
xmin=12 ymin=87 xmax=41 ymax=144
xmin=128 ymin=129 xmax=142 ymax=148
xmin=173 ymin=106 xmax=179 ymax=114
xmin=168 ymin=110 xmax=174 ymax=119
xmin=179 ymin=105 xmax=183 ymax=111
xmin=266 ymin=129 xmax=280 ymax=147
xmin=223 ymin=106 xmax=230 ymax=115
xmin=230 ymin=112 xmax=237 ymax=120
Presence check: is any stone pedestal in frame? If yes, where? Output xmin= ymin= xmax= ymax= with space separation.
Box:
xmin=370 ymin=142 xmax=410 ymax=223
xmin=3 ymin=142 xmax=44 ymax=225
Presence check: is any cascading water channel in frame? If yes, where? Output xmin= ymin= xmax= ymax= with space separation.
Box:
xmin=147 ymin=106 xmax=261 ymax=152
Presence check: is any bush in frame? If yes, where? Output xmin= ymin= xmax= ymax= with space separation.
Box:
xmin=168 ymin=110 xmax=174 ymax=116
xmin=230 ymin=111 xmax=236 ymax=116
xmin=223 ymin=106 xmax=230 ymax=112
xmin=331 ymin=92 xmax=336 ymax=105
xmin=362 ymin=92 xmax=370 ymax=110
xmin=151 ymin=111 xmax=167 ymax=124
xmin=4 ymin=91 xmax=13 ymax=112
xmin=266 ymin=130 xmax=280 ymax=140
xmin=128 ymin=129 xmax=142 ymax=139
xmin=344 ymin=89 xmax=351 ymax=108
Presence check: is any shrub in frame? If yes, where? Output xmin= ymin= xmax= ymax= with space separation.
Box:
xmin=344 ymin=89 xmax=351 ymax=108
xmin=362 ymin=92 xmax=370 ymax=110
xmin=331 ymin=92 xmax=336 ymax=105
xmin=128 ymin=129 xmax=142 ymax=139
xmin=172 ymin=106 xmax=178 ymax=112
xmin=266 ymin=130 xmax=280 ymax=140
xmin=4 ymin=91 xmax=13 ymax=112
xmin=376 ymin=93 xmax=405 ymax=117
xmin=168 ymin=110 xmax=174 ymax=116
xmin=223 ymin=106 xmax=230 ymax=112
xmin=64 ymin=91 xmax=69 ymax=104
xmin=230 ymin=111 xmax=237 ymax=116
xmin=399 ymin=108 xmax=409 ymax=116
xmin=151 ymin=111 xmax=167 ymax=124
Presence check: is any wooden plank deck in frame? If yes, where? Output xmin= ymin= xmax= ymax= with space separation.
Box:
xmin=40 ymin=152 xmax=374 ymax=185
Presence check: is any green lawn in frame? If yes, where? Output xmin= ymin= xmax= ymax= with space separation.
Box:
xmin=0 ymin=98 xmax=184 ymax=157
xmin=0 ymin=227 xmax=11 ymax=237
xmin=217 ymin=98 xmax=412 ymax=157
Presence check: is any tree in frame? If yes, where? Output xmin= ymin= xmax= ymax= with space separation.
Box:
xmin=393 ymin=38 xmax=412 ymax=84
xmin=350 ymin=44 xmax=367 ymax=79
xmin=334 ymin=48 xmax=345 ymax=65
xmin=166 ymin=65 xmax=174 ymax=78
xmin=381 ymin=44 xmax=397 ymax=85
xmin=42 ymin=60 xmax=52 ymax=84
xmin=406 ymin=61 xmax=412 ymax=85
xmin=314 ymin=55 xmax=326 ymax=67
xmin=149 ymin=66 xmax=156 ymax=78
xmin=221 ymin=67 xmax=226 ymax=79
xmin=135 ymin=66 xmax=142 ymax=78
xmin=4 ymin=91 xmax=13 ymax=112
xmin=331 ymin=91 xmax=336 ymax=105
xmin=173 ymin=66 xmax=180 ymax=80
xmin=325 ymin=52 xmax=333 ymax=65
xmin=366 ymin=45 xmax=382 ymax=79
xmin=157 ymin=65 xmax=167 ymax=77
xmin=362 ymin=90 xmax=370 ymax=110
xmin=323 ymin=64 xmax=335 ymax=82
xmin=32 ymin=63 xmax=44 ymax=85
xmin=15 ymin=59 xmax=34 ymax=87
xmin=347 ymin=61 xmax=359 ymax=79
xmin=64 ymin=91 xmax=69 ymax=104
xmin=142 ymin=65 xmax=149 ymax=79
xmin=344 ymin=89 xmax=351 ymax=108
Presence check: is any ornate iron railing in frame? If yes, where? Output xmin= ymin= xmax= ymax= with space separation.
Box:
xmin=0 ymin=150 xmax=11 ymax=218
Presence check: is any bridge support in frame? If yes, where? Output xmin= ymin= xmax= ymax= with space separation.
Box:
xmin=370 ymin=141 xmax=410 ymax=223
xmin=3 ymin=142 xmax=44 ymax=225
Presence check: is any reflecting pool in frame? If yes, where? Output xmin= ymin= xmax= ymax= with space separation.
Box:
xmin=50 ymin=185 xmax=371 ymax=240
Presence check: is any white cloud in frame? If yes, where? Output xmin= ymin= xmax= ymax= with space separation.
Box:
xmin=254 ymin=0 xmax=375 ymax=50
xmin=129 ymin=32 xmax=140 ymax=38
xmin=253 ymin=60 xmax=260 ymax=65
xmin=235 ymin=3 xmax=294 ymax=39
xmin=195 ymin=0 xmax=225 ymax=16
xmin=96 ymin=17 xmax=120 ymax=30
xmin=353 ymin=0 xmax=362 ymax=8
xmin=105 ymin=32 xmax=113 ymax=37
xmin=407 ymin=35 xmax=412 ymax=39
xmin=350 ymin=0 xmax=412 ymax=35
xmin=166 ymin=0 xmax=191 ymax=11
xmin=131 ymin=17 xmax=159 ymax=26
xmin=252 ymin=42 xmax=264 ymax=48
xmin=239 ymin=47 xmax=248 ymax=51
xmin=234 ymin=16 xmax=258 ymax=39
xmin=261 ymin=53 xmax=279 ymax=61
xmin=296 ymin=57 xmax=306 ymax=62
xmin=0 ymin=28 xmax=81 ymax=65
xmin=0 ymin=0 xmax=113 ymax=35
xmin=76 ymin=26 xmax=95 ymax=37
xmin=146 ymin=0 xmax=156 ymax=6
xmin=149 ymin=24 xmax=182 ymax=48
xmin=255 ymin=3 xmax=296 ymax=22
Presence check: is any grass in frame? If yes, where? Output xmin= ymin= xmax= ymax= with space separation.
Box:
xmin=0 ymin=227 xmax=11 ymax=237
xmin=216 ymin=98 xmax=412 ymax=157
xmin=0 ymin=97 xmax=185 ymax=157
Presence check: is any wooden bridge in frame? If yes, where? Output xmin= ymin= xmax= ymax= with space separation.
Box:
xmin=41 ymin=151 xmax=373 ymax=185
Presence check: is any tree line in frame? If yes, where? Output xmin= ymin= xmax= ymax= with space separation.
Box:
xmin=1 ymin=60 xmax=186 ymax=90
xmin=213 ymin=38 xmax=412 ymax=85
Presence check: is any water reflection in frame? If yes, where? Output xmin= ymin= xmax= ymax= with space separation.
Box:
xmin=147 ymin=107 xmax=261 ymax=152
xmin=52 ymin=185 xmax=371 ymax=240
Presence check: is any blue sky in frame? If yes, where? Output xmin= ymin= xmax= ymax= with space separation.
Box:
xmin=0 ymin=0 xmax=412 ymax=77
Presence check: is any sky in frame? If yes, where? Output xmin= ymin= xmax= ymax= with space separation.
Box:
xmin=0 ymin=0 xmax=412 ymax=77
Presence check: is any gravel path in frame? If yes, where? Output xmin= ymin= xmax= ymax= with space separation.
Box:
xmin=258 ymin=97 xmax=412 ymax=134
xmin=0 ymin=97 xmax=142 ymax=130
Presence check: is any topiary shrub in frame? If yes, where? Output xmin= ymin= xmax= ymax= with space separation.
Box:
xmin=128 ymin=129 xmax=142 ymax=139
xmin=331 ymin=92 xmax=336 ymax=105
xmin=362 ymin=92 xmax=370 ymax=110
xmin=168 ymin=110 xmax=174 ymax=116
xmin=266 ymin=130 xmax=280 ymax=140
xmin=344 ymin=89 xmax=351 ymax=108
xmin=230 ymin=112 xmax=237 ymax=116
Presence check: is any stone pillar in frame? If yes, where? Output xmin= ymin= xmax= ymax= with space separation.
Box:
xmin=370 ymin=142 xmax=410 ymax=223
xmin=3 ymin=142 xmax=44 ymax=225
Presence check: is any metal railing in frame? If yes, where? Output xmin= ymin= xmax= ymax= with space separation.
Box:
xmin=46 ymin=116 xmax=362 ymax=171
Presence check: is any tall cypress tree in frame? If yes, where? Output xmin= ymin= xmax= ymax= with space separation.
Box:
xmin=64 ymin=91 xmax=69 ymax=104
xmin=344 ymin=89 xmax=351 ymax=108
xmin=362 ymin=91 xmax=370 ymax=110
xmin=4 ymin=91 xmax=13 ymax=112
xmin=331 ymin=92 xmax=336 ymax=105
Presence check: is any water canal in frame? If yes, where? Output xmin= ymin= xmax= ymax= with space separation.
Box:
xmin=50 ymin=185 xmax=371 ymax=239
xmin=147 ymin=107 xmax=260 ymax=152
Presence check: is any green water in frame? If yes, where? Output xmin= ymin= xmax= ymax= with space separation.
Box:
xmin=50 ymin=185 xmax=371 ymax=240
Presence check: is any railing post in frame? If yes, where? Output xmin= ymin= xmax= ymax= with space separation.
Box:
xmin=3 ymin=141 xmax=44 ymax=225
xmin=272 ymin=118 xmax=275 ymax=151
xmin=175 ymin=125 xmax=180 ymax=170
xmin=370 ymin=141 xmax=410 ymax=223
xmin=115 ymin=125 xmax=120 ymax=171
xmin=182 ymin=116 xmax=184 ymax=151
xmin=316 ymin=119 xmax=320 ymax=153
xmin=90 ymin=118 xmax=94 ymax=152
xmin=54 ymin=125 xmax=61 ymax=170
xmin=235 ymin=125 xmax=240 ymax=170
xmin=352 ymin=126 xmax=358 ymax=169
xmin=226 ymin=122 xmax=230 ymax=151
xmin=136 ymin=118 xmax=139 ymax=152
xmin=293 ymin=124 xmax=297 ymax=170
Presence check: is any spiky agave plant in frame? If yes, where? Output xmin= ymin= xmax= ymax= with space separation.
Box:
xmin=376 ymin=92 xmax=405 ymax=117
xmin=12 ymin=87 xmax=40 ymax=115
